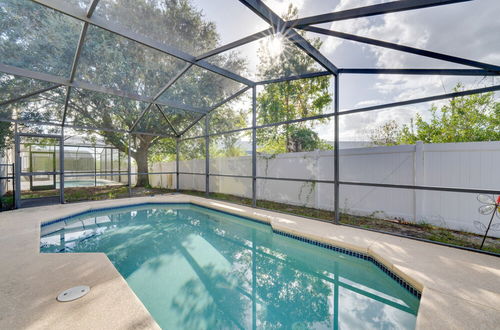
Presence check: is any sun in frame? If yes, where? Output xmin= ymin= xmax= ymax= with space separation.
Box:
xmin=266 ymin=35 xmax=284 ymax=58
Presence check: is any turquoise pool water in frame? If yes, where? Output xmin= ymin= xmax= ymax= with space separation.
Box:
xmin=58 ymin=179 xmax=123 ymax=188
xmin=40 ymin=204 xmax=419 ymax=329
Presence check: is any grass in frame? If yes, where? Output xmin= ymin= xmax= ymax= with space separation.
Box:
xmin=2 ymin=186 xmax=499 ymax=254
xmin=0 ymin=195 xmax=14 ymax=211
xmin=64 ymin=185 xmax=176 ymax=202
xmin=3 ymin=185 xmax=175 ymax=204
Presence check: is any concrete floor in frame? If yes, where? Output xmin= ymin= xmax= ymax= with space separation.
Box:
xmin=0 ymin=194 xmax=499 ymax=329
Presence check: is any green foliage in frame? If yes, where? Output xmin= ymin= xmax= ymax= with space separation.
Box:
xmin=210 ymin=134 xmax=248 ymax=158
xmin=0 ymin=0 xmax=82 ymax=76
xmin=368 ymin=120 xmax=401 ymax=146
xmin=208 ymin=102 xmax=250 ymax=158
xmin=213 ymin=100 xmax=250 ymax=131
xmin=0 ymin=0 xmax=248 ymax=184
xmin=259 ymin=126 xmax=333 ymax=154
xmin=178 ymin=138 xmax=206 ymax=161
xmin=148 ymin=137 xmax=176 ymax=163
xmin=399 ymin=85 xmax=500 ymax=143
xmin=0 ymin=194 xmax=14 ymax=211
xmin=370 ymin=84 xmax=500 ymax=145
xmin=0 ymin=122 xmax=11 ymax=155
xmin=256 ymin=5 xmax=332 ymax=154
xmin=289 ymin=127 xmax=332 ymax=152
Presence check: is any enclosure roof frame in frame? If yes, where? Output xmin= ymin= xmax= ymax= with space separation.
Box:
xmin=0 ymin=0 xmax=499 ymax=136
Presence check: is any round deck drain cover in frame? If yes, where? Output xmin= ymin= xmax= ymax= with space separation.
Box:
xmin=57 ymin=286 xmax=90 ymax=302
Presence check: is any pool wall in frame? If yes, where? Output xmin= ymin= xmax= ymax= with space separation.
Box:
xmin=1 ymin=194 xmax=499 ymax=329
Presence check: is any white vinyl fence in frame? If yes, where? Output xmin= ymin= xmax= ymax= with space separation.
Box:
xmin=149 ymin=141 xmax=500 ymax=237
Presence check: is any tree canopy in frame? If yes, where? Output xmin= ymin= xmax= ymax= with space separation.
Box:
xmin=0 ymin=0 xmax=247 ymax=185
xmin=369 ymin=84 xmax=500 ymax=146
xmin=256 ymin=5 xmax=333 ymax=154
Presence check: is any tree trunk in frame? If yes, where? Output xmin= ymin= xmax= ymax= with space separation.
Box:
xmin=134 ymin=148 xmax=149 ymax=187
xmin=135 ymin=151 xmax=149 ymax=187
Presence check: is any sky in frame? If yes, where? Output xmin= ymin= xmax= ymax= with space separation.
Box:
xmin=189 ymin=0 xmax=500 ymax=143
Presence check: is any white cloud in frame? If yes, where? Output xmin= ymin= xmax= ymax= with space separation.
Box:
xmin=315 ymin=0 xmax=500 ymax=140
xmin=205 ymin=0 xmax=500 ymax=142
xmin=263 ymin=0 xmax=305 ymax=17
xmin=355 ymin=99 xmax=385 ymax=107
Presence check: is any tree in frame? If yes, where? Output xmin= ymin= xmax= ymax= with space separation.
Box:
xmin=0 ymin=122 xmax=10 ymax=156
xmin=369 ymin=84 xmax=500 ymax=146
xmin=208 ymin=101 xmax=250 ymax=158
xmin=0 ymin=0 xmax=246 ymax=186
xmin=148 ymin=95 xmax=251 ymax=164
xmin=256 ymin=5 xmax=332 ymax=154
xmin=368 ymin=119 xmax=401 ymax=146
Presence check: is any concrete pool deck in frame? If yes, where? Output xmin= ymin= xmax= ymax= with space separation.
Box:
xmin=0 ymin=194 xmax=499 ymax=329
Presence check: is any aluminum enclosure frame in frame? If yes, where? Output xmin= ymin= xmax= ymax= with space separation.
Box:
xmin=1 ymin=0 xmax=498 ymax=134
xmin=172 ymin=0 xmax=500 ymax=233
xmin=1 ymin=0 xmax=499 ymax=253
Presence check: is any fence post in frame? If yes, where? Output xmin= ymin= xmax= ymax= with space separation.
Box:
xmin=252 ymin=86 xmax=257 ymax=207
xmin=11 ymin=163 xmax=15 ymax=208
xmin=60 ymin=126 xmax=65 ymax=204
xmin=94 ymin=146 xmax=97 ymax=187
xmin=414 ymin=141 xmax=425 ymax=222
xmin=334 ymin=74 xmax=340 ymax=224
xmin=176 ymin=137 xmax=180 ymax=192
xmin=14 ymin=123 xmax=20 ymax=208
xmin=314 ymin=149 xmax=320 ymax=210
xmin=127 ymin=135 xmax=132 ymax=197
xmin=205 ymin=116 xmax=210 ymax=197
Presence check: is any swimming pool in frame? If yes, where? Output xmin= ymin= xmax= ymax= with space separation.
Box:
xmin=60 ymin=179 xmax=124 ymax=188
xmin=40 ymin=203 xmax=420 ymax=329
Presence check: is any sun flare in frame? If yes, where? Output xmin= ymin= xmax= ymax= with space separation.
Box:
xmin=266 ymin=35 xmax=284 ymax=57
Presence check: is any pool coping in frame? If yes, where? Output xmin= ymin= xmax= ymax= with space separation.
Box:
xmin=1 ymin=194 xmax=500 ymax=329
